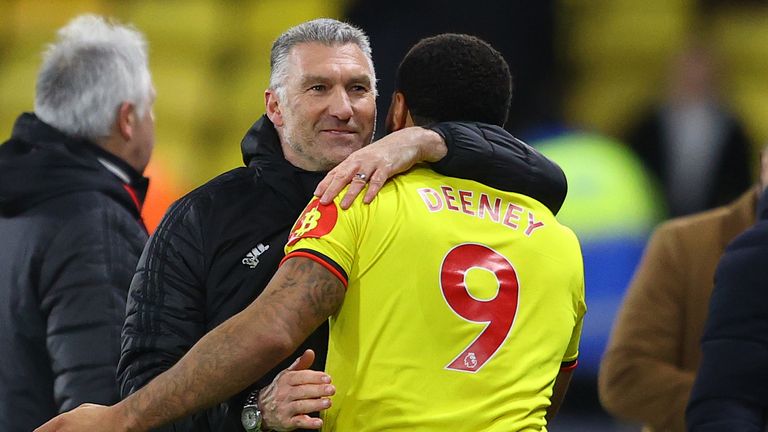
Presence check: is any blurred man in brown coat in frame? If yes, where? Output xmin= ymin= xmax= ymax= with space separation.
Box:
xmin=598 ymin=157 xmax=764 ymax=431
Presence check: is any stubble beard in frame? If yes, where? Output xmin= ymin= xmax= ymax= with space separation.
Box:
xmin=282 ymin=119 xmax=374 ymax=172
xmin=283 ymin=126 xmax=337 ymax=172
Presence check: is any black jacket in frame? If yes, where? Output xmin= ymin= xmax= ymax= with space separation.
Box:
xmin=118 ymin=116 xmax=566 ymax=431
xmin=686 ymin=188 xmax=768 ymax=432
xmin=0 ymin=113 xmax=149 ymax=432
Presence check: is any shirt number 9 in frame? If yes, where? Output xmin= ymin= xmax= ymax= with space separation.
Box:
xmin=440 ymin=243 xmax=520 ymax=372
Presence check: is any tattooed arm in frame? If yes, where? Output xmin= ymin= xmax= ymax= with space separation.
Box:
xmin=35 ymin=257 xmax=345 ymax=432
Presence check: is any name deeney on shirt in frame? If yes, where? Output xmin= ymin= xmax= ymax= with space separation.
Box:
xmin=417 ymin=186 xmax=545 ymax=237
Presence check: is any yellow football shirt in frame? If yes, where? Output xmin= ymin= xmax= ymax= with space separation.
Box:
xmin=284 ymin=167 xmax=585 ymax=431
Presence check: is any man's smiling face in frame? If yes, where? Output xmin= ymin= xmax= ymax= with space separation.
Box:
xmin=268 ymin=41 xmax=376 ymax=171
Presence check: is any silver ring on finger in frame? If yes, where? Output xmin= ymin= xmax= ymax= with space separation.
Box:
xmin=353 ymin=172 xmax=368 ymax=182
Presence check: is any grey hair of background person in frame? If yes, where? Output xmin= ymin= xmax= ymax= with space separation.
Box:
xmin=34 ymin=14 xmax=153 ymax=142
xmin=269 ymin=18 xmax=377 ymax=101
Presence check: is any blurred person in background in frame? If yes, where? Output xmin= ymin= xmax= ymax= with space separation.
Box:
xmin=117 ymin=18 xmax=567 ymax=432
xmin=624 ymin=42 xmax=752 ymax=217
xmin=685 ymin=150 xmax=768 ymax=431
xmin=37 ymin=32 xmax=582 ymax=432
xmin=599 ymin=155 xmax=764 ymax=431
xmin=0 ymin=14 xmax=155 ymax=432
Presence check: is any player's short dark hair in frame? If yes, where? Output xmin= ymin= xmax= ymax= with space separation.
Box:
xmin=394 ymin=33 xmax=512 ymax=127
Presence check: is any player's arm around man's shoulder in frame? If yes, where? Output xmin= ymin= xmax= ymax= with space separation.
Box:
xmin=316 ymin=122 xmax=566 ymax=213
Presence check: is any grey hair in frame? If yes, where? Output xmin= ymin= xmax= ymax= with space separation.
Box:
xmin=34 ymin=14 xmax=152 ymax=141
xmin=269 ymin=18 xmax=377 ymax=100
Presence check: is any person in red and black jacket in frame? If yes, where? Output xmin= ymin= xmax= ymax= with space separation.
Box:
xmin=0 ymin=15 xmax=156 ymax=432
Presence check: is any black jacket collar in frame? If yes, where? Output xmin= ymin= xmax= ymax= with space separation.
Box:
xmin=0 ymin=113 xmax=148 ymax=217
xmin=239 ymin=115 xmax=325 ymax=204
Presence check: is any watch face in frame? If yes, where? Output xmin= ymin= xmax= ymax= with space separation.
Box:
xmin=241 ymin=406 xmax=261 ymax=431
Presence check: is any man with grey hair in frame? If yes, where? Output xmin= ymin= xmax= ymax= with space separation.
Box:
xmin=269 ymin=17 xmax=376 ymax=101
xmin=110 ymin=18 xmax=566 ymax=432
xmin=0 ymin=14 xmax=156 ymax=432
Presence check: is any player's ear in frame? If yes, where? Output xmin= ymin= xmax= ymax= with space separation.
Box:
xmin=385 ymin=91 xmax=408 ymax=132
xmin=265 ymin=89 xmax=284 ymax=127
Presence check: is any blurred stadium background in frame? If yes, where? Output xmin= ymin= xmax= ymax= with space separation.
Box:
xmin=3 ymin=0 xmax=768 ymax=430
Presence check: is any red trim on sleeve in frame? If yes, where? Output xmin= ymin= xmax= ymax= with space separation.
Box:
xmin=560 ymin=360 xmax=578 ymax=371
xmin=281 ymin=251 xmax=349 ymax=289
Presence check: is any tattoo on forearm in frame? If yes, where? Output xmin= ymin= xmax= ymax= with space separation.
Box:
xmin=124 ymin=304 xmax=258 ymax=429
xmin=118 ymin=257 xmax=344 ymax=431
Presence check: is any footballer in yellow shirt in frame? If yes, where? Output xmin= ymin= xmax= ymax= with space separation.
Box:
xmin=284 ymin=167 xmax=585 ymax=431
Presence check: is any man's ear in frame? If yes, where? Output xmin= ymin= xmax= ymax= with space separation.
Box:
xmin=117 ymin=102 xmax=135 ymax=141
xmin=385 ymin=91 xmax=409 ymax=133
xmin=265 ymin=89 xmax=284 ymax=127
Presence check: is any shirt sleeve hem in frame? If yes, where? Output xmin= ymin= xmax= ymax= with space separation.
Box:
xmin=281 ymin=249 xmax=349 ymax=289
xmin=561 ymin=359 xmax=578 ymax=371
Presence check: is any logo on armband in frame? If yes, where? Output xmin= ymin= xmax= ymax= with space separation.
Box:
xmin=287 ymin=198 xmax=338 ymax=245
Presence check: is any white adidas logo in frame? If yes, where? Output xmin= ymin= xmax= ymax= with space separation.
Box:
xmin=242 ymin=243 xmax=270 ymax=269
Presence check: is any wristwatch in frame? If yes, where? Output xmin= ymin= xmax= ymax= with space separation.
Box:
xmin=241 ymin=390 xmax=263 ymax=432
